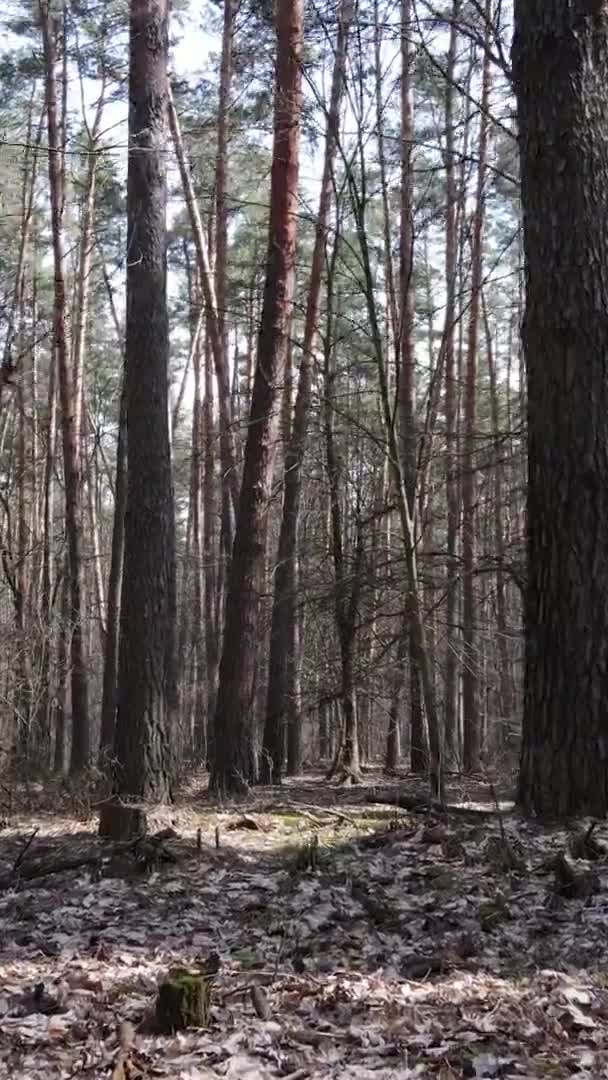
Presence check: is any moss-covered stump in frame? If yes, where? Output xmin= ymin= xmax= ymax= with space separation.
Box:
xmin=155 ymin=969 xmax=211 ymax=1033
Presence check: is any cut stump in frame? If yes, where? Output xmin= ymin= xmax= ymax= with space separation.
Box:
xmin=155 ymin=968 xmax=211 ymax=1033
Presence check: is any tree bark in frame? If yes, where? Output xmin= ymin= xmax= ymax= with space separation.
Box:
xmin=99 ymin=0 xmax=177 ymax=837
xmin=262 ymin=0 xmax=350 ymax=784
xmin=515 ymin=0 xmax=608 ymax=817
xmin=39 ymin=0 xmax=90 ymax=771
xmin=211 ymin=0 xmax=303 ymax=797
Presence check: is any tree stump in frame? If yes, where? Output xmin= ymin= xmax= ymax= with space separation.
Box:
xmin=155 ymin=969 xmax=211 ymax=1033
xmin=98 ymin=800 xmax=147 ymax=841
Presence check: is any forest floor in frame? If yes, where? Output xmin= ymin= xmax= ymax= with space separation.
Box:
xmin=0 ymin=769 xmax=607 ymax=1079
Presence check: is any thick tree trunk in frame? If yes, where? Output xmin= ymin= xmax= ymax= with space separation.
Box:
xmin=262 ymin=0 xmax=350 ymax=784
xmin=515 ymin=1 xmax=608 ymax=817
xmin=39 ymin=0 xmax=90 ymax=772
xmin=99 ymin=0 xmax=177 ymax=837
xmin=211 ymin=0 xmax=303 ymax=797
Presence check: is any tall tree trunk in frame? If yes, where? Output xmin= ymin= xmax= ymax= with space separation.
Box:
xmin=39 ymin=0 xmax=90 ymax=771
xmin=53 ymin=554 xmax=68 ymax=774
xmin=461 ymin=7 xmax=491 ymax=774
xmin=38 ymin=289 xmax=57 ymax=764
xmin=211 ymin=0 xmax=303 ymax=797
xmin=483 ymin=294 xmax=514 ymax=742
xmin=346 ymin=167 xmax=443 ymax=800
xmin=99 ymin=382 xmax=127 ymax=758
xmin=99 ymin=0 xmax=176 ymax=839
xmin=323 ymin=255 xmax=362 ymax=784
xmin=203 ymin=327 xmax=219 ymax=761
xmin=514 ymin=1 xmax=608 ymax=817
xmin=443 ymin=0 xmax=460 ymax=761
xmin=262 ymin=0 xmax=350 ymax=783
xmin=215 ymin=0 xmax=236 ymax=556
xmin=398 ymin=0 xmax=425 ymax=774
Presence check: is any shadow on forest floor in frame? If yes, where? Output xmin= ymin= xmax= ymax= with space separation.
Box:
xmin=0 ymin=769 xmax=605 ymax=1079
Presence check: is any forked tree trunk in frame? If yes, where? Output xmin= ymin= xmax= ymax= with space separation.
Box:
xmin=39 ymin=0 xmax=90 ymax=771
xmin=515 ymin=1 xmax=608 ymax=817
xmin=211 ymin=0 xmax=303 ymax=796
xmin=99 ymin=0 xmax=177 ymax=839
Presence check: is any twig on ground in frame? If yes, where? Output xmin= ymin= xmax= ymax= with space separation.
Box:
xmin=12 ymin=826 xmax=39 ymax=873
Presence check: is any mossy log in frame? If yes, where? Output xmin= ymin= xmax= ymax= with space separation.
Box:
xmin=155 ymin=968 xmax=211 ymax=1033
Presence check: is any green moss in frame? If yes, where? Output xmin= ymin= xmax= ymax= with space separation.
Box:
xmin=155 ymin=968 xmax=212 ymax=1033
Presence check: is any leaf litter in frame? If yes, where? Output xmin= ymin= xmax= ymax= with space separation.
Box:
xmin=1 ymin=773 xmax=608 ymax=1078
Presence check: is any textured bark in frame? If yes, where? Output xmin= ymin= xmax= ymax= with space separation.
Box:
xmin=462 ymin=6 xmax=491 ymax=774
xmin=211 ymin=0 xmax=303 ymax=796
xmin=39 ymin=0 xmax=90 ymax=771
xmin=262 ymin=0 xmax=350 ymax=784
xmin=515 ymin=1 xmax=608 ymax=817
xmin=99 ymin=0 xmax=176 ymax=836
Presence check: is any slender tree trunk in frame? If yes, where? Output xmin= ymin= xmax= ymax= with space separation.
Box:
xmin=203 ymin=328 xmax=219 ymax=763
xmin=462 ymin=8 xmax=491 ymax=773
xmin=443 ymin=0 xmax=460 ymax=760
xmin=39 ymin=0 xmax=90 ymax=771
xmin=99 ymin=381 xmax=127 ymax=758
xmin=346 ymin=168 xmax=443 ymax=800
xmin=99 ymin=0 xmax=176 ymax=839
xmin=38 ymin=294 xmax=58 ymax=764
xmin=53 ymin=554 xmax=68 ymax=773
xmin=397 ymin=0 xmax=426 ymax=775
xmin=262 ymin=0 xmax=350 ymax=783
xmin=483 ymin=294 xmax=513 ymax=740
xmin=323 ymin=264 xmax=362 ymax=784
xmin=215 ymin=0 xmax=236 ymax=556
xmin=98 ymin=252 xmax=127 ymax=759
xmin=211 ymin=0 xmax=303 ymax=796
xmin=168 ymin=85 xmax=238 ymax=542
